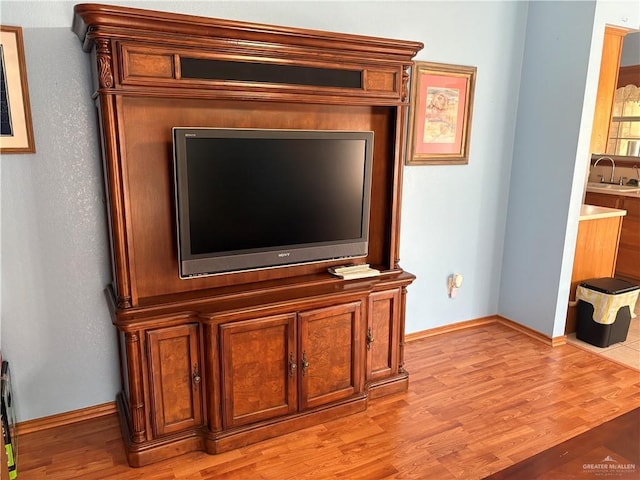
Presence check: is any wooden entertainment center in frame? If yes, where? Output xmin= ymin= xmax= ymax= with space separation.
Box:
xmin=73 ymin=4 xmax=422 ymax=467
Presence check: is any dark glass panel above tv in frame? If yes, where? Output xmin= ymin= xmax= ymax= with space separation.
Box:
xmin=180 ymin=58 xmax=363 ymax=89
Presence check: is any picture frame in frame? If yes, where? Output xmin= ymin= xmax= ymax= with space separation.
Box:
xmin=406 ymin=61 xmax=476 ymax=165
xmin=1 ymin=25 xmax=35 ymax=154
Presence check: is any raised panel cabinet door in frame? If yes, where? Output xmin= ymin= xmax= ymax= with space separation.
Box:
xmin=220 ymin=313 xmax=297 ymax=428
xmin=367 ymin=289 xmax=400 ymax=382
xmin=146 ymin=323 xmax=203 ymax=437
xmin=298 ymin=301 xmax=363 ymax=410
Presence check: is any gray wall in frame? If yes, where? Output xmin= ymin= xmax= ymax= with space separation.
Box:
xmin=0 ymin=1 xmax=638 ymax=423
xmin=499 ymin=1 xmax=640 ymax=338
xmin=1 ymin=26 xmax=114 ymax=418
xmin=499 ymin=1 xmax=597 ymax=336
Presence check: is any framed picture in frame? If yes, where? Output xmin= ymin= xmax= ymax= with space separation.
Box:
xmin=1 ymin=25 xmax=35 ymax=154
xmin=407 ymin=61 xmax=476 ymax=165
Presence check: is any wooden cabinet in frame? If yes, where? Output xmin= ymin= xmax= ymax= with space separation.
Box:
xmin=75 ymin=4 xmax=420 ymax=467
xmin=615 ymin=196 xmax=640 ymax=282
xmin=618 ymin=65 xmax=640 ymax=88
xmin=219 ymin=301 xmax=365 ymax=426
xmin=219 ymin=313 xmax=297 ymax=428
xmin=366 ymin=289 xmax=402 ymax=390
xmin=584 ymin=192 xmax=622 ymax=209
xmin=298 ymin=302 xmax=363 ymax=410
xmin=147 ymin=324 xmax=203 ymax=436
xmin=590 ymin=26 xmax=628 ymax=154
xmin=585 ymin=192 xmax=640 ymax=283
xmin=566 ymin=205 xmax=625 ymax=333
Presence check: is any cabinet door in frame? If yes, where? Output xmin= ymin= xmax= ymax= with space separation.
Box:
xmin=220 ymin=313 xmax=297 ymax=428
xmin=584 ymin=192 xmax=623 ymax=209
xmin=616 ymin=197 xmax=640 ymax=281
xmin=298 ymin=302 xmax=362 ymax=410
xmin=367 ymin=289 xmax=400 ymax=382
xmin=147 ymin=323 xmax=203 ymax=437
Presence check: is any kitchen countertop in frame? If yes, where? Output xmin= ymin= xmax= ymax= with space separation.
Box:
xmin=580 ymin=204 xmax=626 ymax=221
xmin=586 ymin=184 xmax=640 ymax=198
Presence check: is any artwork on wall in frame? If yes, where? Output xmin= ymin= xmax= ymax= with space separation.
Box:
xmin=0 ymin=25 xmax=35 ymax=154
xmin=406 ymin=61 xmax=476 ymax=165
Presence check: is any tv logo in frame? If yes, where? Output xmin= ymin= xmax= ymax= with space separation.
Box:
xmin=278 ymin=252 xmax=291 ymax=258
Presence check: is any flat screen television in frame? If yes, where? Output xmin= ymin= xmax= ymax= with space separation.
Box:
xmin=172 ymin=127 xmax=374 ymax=278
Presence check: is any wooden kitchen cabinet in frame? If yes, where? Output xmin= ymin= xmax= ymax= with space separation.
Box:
xmin=615 ymin=196 xmax=640 ymax=282
xmin=584 ymin=192 xmax=623 ymax=209
xmin=586 ymin=192 xmax=640 ymax=283
xmin=566 ymin=205 xmax=625 ymax=333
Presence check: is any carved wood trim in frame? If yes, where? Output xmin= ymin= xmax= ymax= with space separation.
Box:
xmin=124 ymin=332 xmax=146 ymax=442
xmin=401 ymin=64 xmax=411 ymax=102
xmin=97 ymin=94 xmax=133 ymax=308
xmin=95 ymin=38 xmax=114 ymax=88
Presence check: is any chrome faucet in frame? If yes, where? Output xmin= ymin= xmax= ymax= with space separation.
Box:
xmin=592 ymin=156 xmax=615 ymax=183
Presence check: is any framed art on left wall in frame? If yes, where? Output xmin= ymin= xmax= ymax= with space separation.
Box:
xmin=0 ymin=25 xmax=35 ymax=154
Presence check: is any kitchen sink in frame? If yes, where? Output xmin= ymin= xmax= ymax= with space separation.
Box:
xmin=587 ymin=182 xmax=640 ymax=193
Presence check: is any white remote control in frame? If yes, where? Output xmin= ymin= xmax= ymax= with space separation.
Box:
xmin=329 ymin=264 xmax=381 ymax=279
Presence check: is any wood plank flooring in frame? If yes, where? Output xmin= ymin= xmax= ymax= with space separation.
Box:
xmin=485 ymin=407 xmax=639 ymax=479
xmin=17 ymin=323 xmax=640 ymax=479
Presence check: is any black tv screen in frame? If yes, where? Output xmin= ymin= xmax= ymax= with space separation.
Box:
xmin=173 ymin=128 xmax=374 ymax=277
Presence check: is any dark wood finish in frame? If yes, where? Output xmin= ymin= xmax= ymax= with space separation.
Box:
xmin=73 ymin=3 xmax=421 ymax=467
xmin=72 ymin=3 xmax=422 ymax=307
xmin=586 ymin=192 xmax=640 ymax=283
xmin=584 ymin=191 xmax=623 ymax=210
xmin=16 ymin=323 xmax=640 ymax=479
xmin=486 ymin=408 xmax=639 ymax=480
xmin=367 ymin=289 xmax=400 ymax=383
xmin=146 ymin=324 xmax=203 ymax=436
xmin=617 ymin=64 xmax=640 ymax=87
xmin=615 ymin=196 xmax=640 ymax=283
xmin=219 ymin=313 xmax=297 ymax=428
xmin=298 ymin=302 xmax=363 ymax=410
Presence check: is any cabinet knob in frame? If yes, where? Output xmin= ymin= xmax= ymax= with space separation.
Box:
xmin=289 ymin=353 xmax=297 ymax=377
xmin=301 ymin=351 xmax=309 ymax=376
xmin=366 ymin=327 xmax=374 ymax=350
xmin=193 ymin=369 xmax=201 ymax=385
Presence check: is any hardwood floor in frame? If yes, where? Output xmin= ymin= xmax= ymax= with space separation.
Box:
xmin=485 ymin=407 xmax=639 ymax=479
xmin=17 ymin=323 xmax=640 ymax=479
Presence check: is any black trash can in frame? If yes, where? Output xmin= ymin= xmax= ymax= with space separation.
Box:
xmin=576 ymin=277 xmax=639 ymax=348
